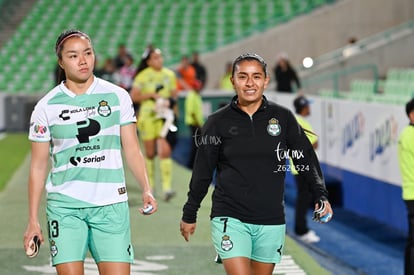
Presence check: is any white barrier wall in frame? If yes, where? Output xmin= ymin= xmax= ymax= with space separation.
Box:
xmin=266 ymin=92 xmax=406 ymax=187
xmin=267 ymin=91 xmax=410 ymax=231
xmin=323 ymin=99 xmax=404 ymax=186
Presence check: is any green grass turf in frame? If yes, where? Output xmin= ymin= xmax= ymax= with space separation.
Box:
xmin=0 ymin=134 xmax=330 ymax=274
xmin=0 ymin=133 xmax=31 ymax=191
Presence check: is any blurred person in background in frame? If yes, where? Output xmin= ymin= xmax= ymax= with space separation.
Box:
xmin=130 ymin=47 xmax=178 ymax=202
xmin=191 ymin=51 xmax=208 ymax=89
xmin=114 ymin=43 xmax=133 ymax=70
xmin=397 ymin=98 xmax=414 ymax=275
xmin=117 ymin=54 xmax=136 ymax=92
xmin=342 ymin=36 xmax=360 ymax=57
xmin=291 ymin=95 xmax=321 ymax=243
xmin=218 ymin=61 xmax=233 ymax=92
xmin=273 ymin=52 xmax=301 ymax=93
xmin=184 ymin=79 xmax=204 ymax=169
xmin=176 ymin=55 xmax=197 ymax=92
xmin=180 ymin=53 xmax=332 ymax=275
xmin=95 ymin=57 xmax=118 ymax=84
xmin=23 ymin=29 xmax=156 ymax=275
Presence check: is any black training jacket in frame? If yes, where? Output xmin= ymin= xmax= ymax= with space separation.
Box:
xmin=182 ymin=95 xmax=328 ymax=225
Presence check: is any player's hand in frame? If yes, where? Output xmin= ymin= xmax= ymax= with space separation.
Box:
xmin=313 ymin=200 xmax=333 ymax=223
xmin=180 ymin=220 xmax=196 ymax=242
xmin=140 ymin=191 xmax=157 ymax=215
xmin=151 ymin=93 xmax=160 ymax=100
xmin=23 ymin=222 xmax=44 ymax=257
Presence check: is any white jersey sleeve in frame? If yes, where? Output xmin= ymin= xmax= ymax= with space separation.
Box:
xmin=29 ymin=91 xmax=57 ymax=142
xmin=119 ymin=87 xmax=136 ymax=126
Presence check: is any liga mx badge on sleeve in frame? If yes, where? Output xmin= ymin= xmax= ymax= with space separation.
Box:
xmin=267 ymin=118 xmax=281 ymax=136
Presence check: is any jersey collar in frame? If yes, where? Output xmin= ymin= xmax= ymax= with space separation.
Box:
xmin=231 ymin=95 xmax=268 ymax=113
xmin=59 ymin=76 xmax=98 ymax=97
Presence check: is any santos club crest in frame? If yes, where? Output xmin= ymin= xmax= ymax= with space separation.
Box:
xmin=98 ymin=100 xmax=111 ymax=117
xmin=221 ymin=235 xmax=233 ymax=251
xmin=267 ymin=118 xmax=281 ymax=136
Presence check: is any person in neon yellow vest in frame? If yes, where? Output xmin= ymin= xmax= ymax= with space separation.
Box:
xmin=398 ymin=98 xmax=414 ymax=275
xmin=130 ymin=47 xmax=178 ymax=202
xmin=219 ymin=62 xmax=234 ymax=92
xmin=290 ymin=95 xmax=320 ymax=243
xmin=185 ymin=79 xmax=205 ymax=169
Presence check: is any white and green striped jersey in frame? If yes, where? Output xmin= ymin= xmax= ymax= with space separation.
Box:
xmin=28 ymin=77 xmax=136 ymax=208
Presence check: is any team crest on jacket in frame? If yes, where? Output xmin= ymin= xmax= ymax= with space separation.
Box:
xmin=267 ymin=118 xmax=281 ymax=136
xmin=98 ymin=100 xmax=111 ymax=117
xmin=221 ymin=235 xmax=233 ymax=251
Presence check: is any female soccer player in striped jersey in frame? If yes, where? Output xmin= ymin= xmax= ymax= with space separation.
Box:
xmin=23 ymin=30 xmax=157 ymax=275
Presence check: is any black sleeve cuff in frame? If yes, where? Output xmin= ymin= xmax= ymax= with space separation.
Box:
xmin=315 ymin=196 xmax=328 ymax=204
xmin=182 ymin=203 xmax=198 ymax=223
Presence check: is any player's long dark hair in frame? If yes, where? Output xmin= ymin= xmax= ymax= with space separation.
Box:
xmin=134 ymin=46 xmax=163 ymax=78
xmin=54 ymin=62 xmax=65 ymax=85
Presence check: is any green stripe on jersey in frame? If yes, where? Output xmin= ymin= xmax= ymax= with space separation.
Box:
xmin=50 ymin=167 xmax=125 ymax=185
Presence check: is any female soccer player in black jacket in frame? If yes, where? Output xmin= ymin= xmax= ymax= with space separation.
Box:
xmin=180 ymin=53 xmax=332 ymax=275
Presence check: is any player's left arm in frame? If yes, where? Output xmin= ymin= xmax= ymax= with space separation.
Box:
xmin=24 ymin=141 xmax=49 ymax=251
xmin=121 ymin=123 xmax=157 ymax=214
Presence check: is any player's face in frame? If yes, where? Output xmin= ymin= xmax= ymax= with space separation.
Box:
xmin=59 ymin=36 xmax=95 ymax=83
xmin=409 ymin=110 xmax=414 ymax=124
xmin=148 ymin=51 xmax=163 ymax=71
xmin=303 ymin=105 xmax=310 ymax=116
xmin=231 ymin=60 xmax=269 ymax=106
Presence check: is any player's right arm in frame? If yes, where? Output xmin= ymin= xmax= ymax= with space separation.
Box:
xmin=130 ymin=73 xmax=159 ymax=104
xmin=23 ymin=141 xmax=49 ymax=251
xmin=130 ymin=85 xmax=159 ymax=103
